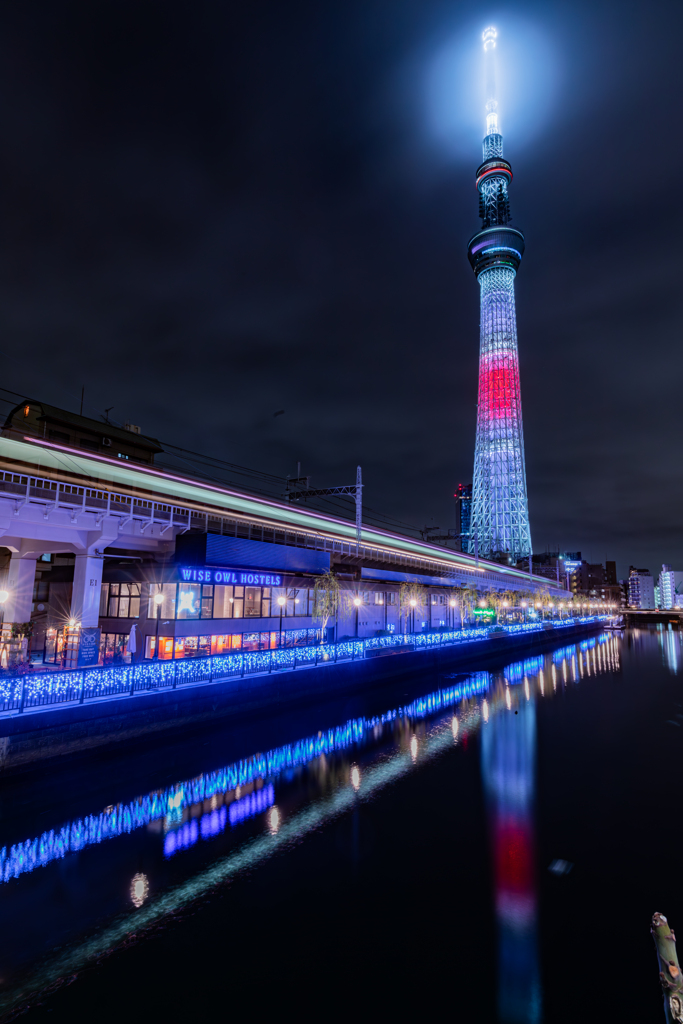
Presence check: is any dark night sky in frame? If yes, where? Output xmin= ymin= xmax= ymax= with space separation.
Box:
xmin=0 ymin=0 xmax=678 ymax=578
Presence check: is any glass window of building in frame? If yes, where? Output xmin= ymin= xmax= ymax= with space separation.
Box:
xmin=213 ymin=585 xmax=233 ymax=618
xmin=177 ymin=583 xmax=201 ymax=619
xmin=201 ymin=585 xmax=213 ymax=619
xmin=374 ymin=593 xmax=384 ymax=605
xmin=100 ymin=583 xmax=141 ymax=618
xmin=244 ymin=586 xmax=261 ymax=618
xmin=270 ymin=588 xmax=311 ymax=617
xmin=148 ymin=583 xmax=178 ymax=619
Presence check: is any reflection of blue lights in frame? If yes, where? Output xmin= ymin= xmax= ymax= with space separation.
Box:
xmin=164 ymin=819 xmax=199 ymax=857
xmin=229 ymin=785 xmax=275 ymax=826
xmin=0 ymin=666 xmax=495 ymax=883
xmin=200 ymin=806 xmax=227 ymax=839
xmin=504 ymin=657 xmax=544 ymax=684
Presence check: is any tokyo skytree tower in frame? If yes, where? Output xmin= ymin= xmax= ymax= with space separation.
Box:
xmin=467 ymin=26 xmax=531 ymax=562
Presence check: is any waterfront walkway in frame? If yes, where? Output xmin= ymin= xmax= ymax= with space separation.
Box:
xmin=0 ymin=617 xmax=608 ymax=718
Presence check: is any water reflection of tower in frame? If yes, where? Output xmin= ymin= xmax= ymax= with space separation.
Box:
xmin=481 ymin=693 xmax=541 ymax=1023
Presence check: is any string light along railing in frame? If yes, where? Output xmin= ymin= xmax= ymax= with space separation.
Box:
xmin=0 ymin=633 xmax=615 ymax=885
xmin=0 ymin=618 xmax=609 ymax=716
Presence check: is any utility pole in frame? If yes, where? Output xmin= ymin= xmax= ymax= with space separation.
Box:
xmin=355 ymin=465 xmax=362 ymax=556
xmin=286 ymin=465 xmax=363 ymax=557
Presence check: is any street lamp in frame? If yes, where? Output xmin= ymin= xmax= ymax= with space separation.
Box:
xmin=450 ymin=599 xmax=456 ymax=629
xmin=353 ymin=596 xmax=362 ymax=637
xmin=521 ymin=600 xmax=527 ymax=624
xmin=409 ymin=598 xmax=417 ymax=634
xmin=153 ymin=590 xmax=164 ymax=658
xmin=278 ymin=595 xmax=287 ymax=647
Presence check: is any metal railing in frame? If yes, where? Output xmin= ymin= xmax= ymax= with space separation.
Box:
xmin=0 ymin=617 xmax=607 ymax=718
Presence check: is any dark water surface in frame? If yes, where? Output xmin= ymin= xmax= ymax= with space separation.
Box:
xmin=1 ymin=627 xmax=681 ymax=1022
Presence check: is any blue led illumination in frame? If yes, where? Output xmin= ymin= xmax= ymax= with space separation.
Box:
xmin=0 ymin=618 xmax=609 ymax=717
xmin=0 ymin=670 xmax=494 ymax=882
xmin=0 ymin=627 xmax=613 ymax=885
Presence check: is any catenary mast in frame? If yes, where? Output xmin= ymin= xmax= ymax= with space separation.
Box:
xmin=467 ymin=26 xmax=531 ymax=563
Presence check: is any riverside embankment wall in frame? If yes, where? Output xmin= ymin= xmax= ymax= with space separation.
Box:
xmin=0 ymin=618 xmax=602 ymax=770
xmin=0 ymin=622 xmax=602 ymax=772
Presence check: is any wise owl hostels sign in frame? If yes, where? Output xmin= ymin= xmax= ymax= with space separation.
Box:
xmin=177 ymin=566 xmax=284 ymax=587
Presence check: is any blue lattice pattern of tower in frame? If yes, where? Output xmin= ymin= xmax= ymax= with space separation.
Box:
xmin=466 ymin=26 xmax=532 ymax=563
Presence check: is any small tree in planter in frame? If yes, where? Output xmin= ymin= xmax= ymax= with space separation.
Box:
xmin=461 ymin=583 xmax=481 ymax=626
xmin=399 ymin=581 xmax=427 ymax=634
xmin=312 ymin=571 xmax=341 ymax=641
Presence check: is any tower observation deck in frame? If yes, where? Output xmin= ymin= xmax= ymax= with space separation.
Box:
xmin=466 ymin=26 xmax=531 ymax=563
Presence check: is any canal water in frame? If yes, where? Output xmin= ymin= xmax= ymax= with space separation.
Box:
xmin=0 ymin=626 xmax=681 ymax=1022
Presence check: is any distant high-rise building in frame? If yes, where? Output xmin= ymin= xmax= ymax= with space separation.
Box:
xmin=456 ymin=483 xmax=473 ymax=553
xmin=605 ymin=561 xmax=617 ymax=586
xmin=628 ymin=567 xmax=655 ymax=609
xmin=658 ymin=564 xmax=683 ymax=609
xmin=569 ymin=561 xmax=607 ymax=596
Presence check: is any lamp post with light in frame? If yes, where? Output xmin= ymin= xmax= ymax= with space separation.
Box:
xmin=409 ymin=598 xmax=417 ymax=634
xmin=450 ymin=599 xmax=456 ymax=629
xmin=153 ymin=590 xmax=164 ymax=659
xmin=353 ymin=596 xmax=362 ymax=638
xmin=278 ymin=595 xmax=286 ymax=648
xmin=0 ymin=589 xmax=8 ymax=667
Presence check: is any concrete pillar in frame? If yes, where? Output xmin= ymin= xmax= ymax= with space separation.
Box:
xmin=71 ymin=554 xmax=104 ymax=627
xmin=3 ymin=555 xmax=37 ymax=624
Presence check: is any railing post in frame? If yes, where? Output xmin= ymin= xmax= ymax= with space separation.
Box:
xmin=172 ymin=662 xmax=178 ymax=689
xmin=334 ymin=643 xmax=338 ymax=663
xmin=269 ymin=650 xmax=272 ymax=674
xmin=18 ymin=676 xmax=25 ymax=713
xmin=79 ymin=670 xmax=85 ymax=704
xmin=241 ymin=652 xmax=245 ymax=678
xmin=129 ymin=668 xmax=135 ymax=697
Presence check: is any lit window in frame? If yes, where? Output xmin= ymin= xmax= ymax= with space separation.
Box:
xmin=177 ymin=584 xmax=200 ymax=619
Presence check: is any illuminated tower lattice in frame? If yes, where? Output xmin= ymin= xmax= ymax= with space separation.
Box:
xmin=467 ymin=26 xmax=531 ymax=562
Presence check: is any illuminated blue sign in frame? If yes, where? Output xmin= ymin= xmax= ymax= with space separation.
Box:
xmin=178 ymin=566 xmax=283 ymax=586
xmin=562 ymin=560 xmax=582 ymax=574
